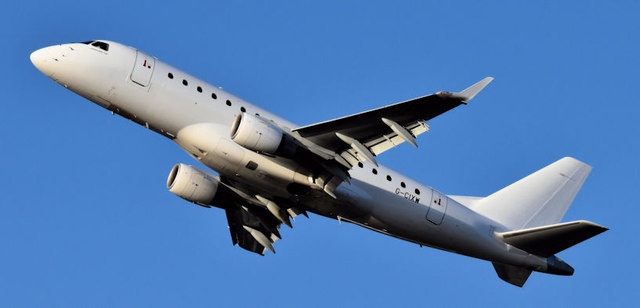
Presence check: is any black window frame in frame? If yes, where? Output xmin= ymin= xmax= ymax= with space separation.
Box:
xmin=90 ymin=41 xmax=109 ymax=51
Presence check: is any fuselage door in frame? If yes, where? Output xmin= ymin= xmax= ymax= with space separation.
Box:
xmin=427 ymin=189 xmax=448 ymax=224
xmin=131 ymin=50 xmax=155 ymax=87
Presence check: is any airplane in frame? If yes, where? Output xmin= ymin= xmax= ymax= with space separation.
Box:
xmin=30 ymin=40 xmax=607 ymax=287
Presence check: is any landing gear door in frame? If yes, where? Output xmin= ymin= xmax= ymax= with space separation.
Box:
xmin=131 ymin=50 xmax=155 ymax=87
xmin=427 ymin=189 xmax=448 ymax=225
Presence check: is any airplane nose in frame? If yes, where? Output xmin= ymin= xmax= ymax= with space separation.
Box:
xmin=30 ymin=46 xmax=59 ymax=77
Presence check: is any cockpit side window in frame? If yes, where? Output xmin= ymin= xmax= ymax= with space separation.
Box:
xmin=91 ymin=41 xmax=109 ymax=51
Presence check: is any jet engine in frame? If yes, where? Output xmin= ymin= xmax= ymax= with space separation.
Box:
xmin=230 ymin=112 xmax=289 ymax=154
xmin=167 ymin=163 xmax=219 ymax=207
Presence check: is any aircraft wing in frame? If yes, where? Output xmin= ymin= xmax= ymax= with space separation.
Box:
xmin=217 ymin=177 xmax=307 ymax=255
xmin=292 ymin=77 xmax=493 ymax=167
xmin=225 ymin=205 xmax=282 ymax=255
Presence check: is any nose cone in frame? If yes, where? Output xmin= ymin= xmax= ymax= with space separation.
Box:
xmin=30 ymin=46 xmax=59 ymax=77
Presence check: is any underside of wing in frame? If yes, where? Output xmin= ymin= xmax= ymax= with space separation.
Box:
xmin=225 ymin=205 xmax=282 ymax=255
xmin=292 ymin=77 xmax=493 ymax=168
xmin=218 ymin=178 xmax=308 ymax=255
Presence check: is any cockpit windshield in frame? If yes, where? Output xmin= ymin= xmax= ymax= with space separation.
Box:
xmin=78 ymin=40 xmax=109 ymax=52
xmin=91 ymin=41 xmax=109 ymax=51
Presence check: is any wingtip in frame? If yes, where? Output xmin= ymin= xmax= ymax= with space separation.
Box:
xmin=458 ymin=77 xmax=494 ymax=103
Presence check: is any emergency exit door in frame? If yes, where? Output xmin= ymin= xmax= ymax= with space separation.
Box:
xmin=131 ymin=50 xmax=155 ymax=87
xmin=427 ymin=189 xmax=448 ymax=224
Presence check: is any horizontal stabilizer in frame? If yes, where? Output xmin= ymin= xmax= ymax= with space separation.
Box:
xmin=492 ymin=262 xmax=532 ymax=287
xmin=496 ymin=220 xmax=608 ymax=257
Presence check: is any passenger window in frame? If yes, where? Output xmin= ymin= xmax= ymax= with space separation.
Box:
xmin=197 ymin=86 xmax=203 ymax=93
xmin=182 ymin=80 xmax=188 ymax=86
xmin=240 ymin=107 xmax=246 ymax=112
xmin=211 ymin=93 xmax=217 ymax=99
xmin=226 ymin=100 xmax=232 ymax=106
xmin=372 ymin=168 xmax=378 ymax=175
xmin=91 ymin=41 xmax=109 ymax=51
xmin=357 ymin=162 xmax=363 ymax=168
xmin=401 ymin=182 xmax=406 ymax=188
xmin=415 ymin=188 xmax=421 ymax=195
xmin=168 ymin=73 xmax=174 ymax=79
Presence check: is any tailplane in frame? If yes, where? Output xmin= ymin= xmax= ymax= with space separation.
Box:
xmin=492 ymin=220 xmax=607 ymax=286
xmin=495 ymin=220 xmax=608 ymax=257
xmin=468 ymin=157 xmax=608 ymax=287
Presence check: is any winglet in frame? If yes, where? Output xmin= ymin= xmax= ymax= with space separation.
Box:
xmin=458 ymin=77 xmax=494 ymax=103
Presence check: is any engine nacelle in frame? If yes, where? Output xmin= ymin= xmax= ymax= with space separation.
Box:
xmin=167 ymin=163 xmax=219 ymax=206
xmin=230 ymin=112 xmax=285 ymax=154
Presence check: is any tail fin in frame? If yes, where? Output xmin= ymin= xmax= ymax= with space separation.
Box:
xmin=474 ymin=157 xmax=592 ymax=230
xmin=492 ymin=263 xmax=532 ymax=287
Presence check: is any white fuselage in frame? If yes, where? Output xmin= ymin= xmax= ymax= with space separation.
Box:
xmin=31 ymin=41 xmax=551 ymax=272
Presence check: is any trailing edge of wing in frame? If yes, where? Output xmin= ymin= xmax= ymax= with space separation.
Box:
xmin=292 ymin=77 xmax=494 ymax=165
xmin=289 ymin=78 xmax=493 ymax=197
xmin=225 ymin=204 xmax=284 ymax=255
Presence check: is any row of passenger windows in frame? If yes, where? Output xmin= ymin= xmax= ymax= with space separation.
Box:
xmin=356 ymin=162 xmax=421 ymax=195
xmin=165 ymin=71 xmax=420 ymax=195
xmin=167 ymin=72 xmax=247 ymax=112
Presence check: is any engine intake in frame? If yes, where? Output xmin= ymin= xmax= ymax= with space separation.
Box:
xmin=230 ymin=112 xmax=285 ymax=154
xmin=167 ymin=163 xmax=219 ymax=207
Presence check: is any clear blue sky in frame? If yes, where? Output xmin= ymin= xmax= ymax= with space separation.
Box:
xmin=1 ymin=1 xmax=637 ymax=306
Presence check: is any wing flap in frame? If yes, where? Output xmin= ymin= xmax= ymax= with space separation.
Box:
xmin=367 ymin=120 xmax=429 ymax=155
xmin=225 ymin=204 xmax=284 ymax=255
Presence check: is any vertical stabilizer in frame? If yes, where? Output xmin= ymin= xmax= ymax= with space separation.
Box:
xmin=474 ymin=157 xmax=592 ymax=230
xmin=492 ymin=263 xmax=532 ymax=287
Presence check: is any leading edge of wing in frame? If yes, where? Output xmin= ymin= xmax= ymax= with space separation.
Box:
xmin=292 ymin=77 xmax=493 ymax=138
xmin=292 ymin=93 xmax=443 ymax=137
